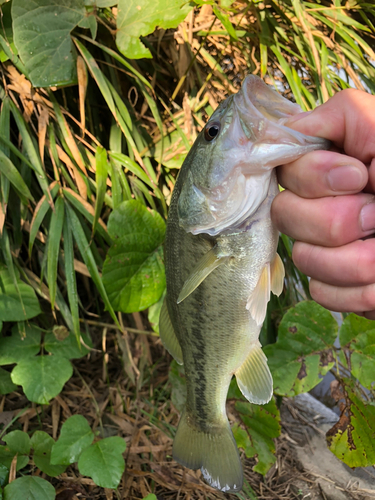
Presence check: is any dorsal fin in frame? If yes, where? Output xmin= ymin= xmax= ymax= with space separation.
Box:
xmin=177 ymin=247 xmax=231 ymax=304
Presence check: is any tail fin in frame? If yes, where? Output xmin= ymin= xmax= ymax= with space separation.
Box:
xmin=173 ymin=411 xmax=243 ymax=492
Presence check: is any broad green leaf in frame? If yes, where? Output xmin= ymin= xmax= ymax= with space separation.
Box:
xmin=233 ymin=397 xmax=280 ymax=475
xmin=0 ymin=368 xmax=17 ymax=394
xmin=51 ymin=415 xmax=94 ymax=465
xmin=0 ymin=2 xmax=17 ymax=63
xmin=0 ymin=464 xmax=8 ymax=487
xmin=12 ymin=0 xmax=86 ymax=87
xmin=327 ymin=381 xmax=375 ymax=468
xmin=44 ymin=330 xmax=90 ymax=359
xmin=116 ymin=0 xmax=192 ymax=59
xmin=3 ymin=431 xmax=30 ymax=455
xmin=339 ymin=314 xmax=375 ymax=390
xmin=31 ymin=431 xmax=66 ymax=477
xmin=11 ymin=355 xmax=73 ymax=404
xmin=3 ymin=476 xmax=55 ymax=500
xmin=0 ymin=445 xmax=28 ymax=471
xmin=142 ymin=496 xmax=157 ymax=500
xmin=0 ymin=324 xmax=41 ymax=365
xmin=77 ymin=436 xmax=126 ymax=489
xmin=102 ymin=200 xmax=166 ymax=313
xmin=47 ymin=196 xmax=64 ymax=310
xmin=264 ymin=301 xmax=337 ymax=396
xmin=0 ymin=149 xmax=33 ymax=203
xmin=85 ymin=0 xmax=117 ymax=6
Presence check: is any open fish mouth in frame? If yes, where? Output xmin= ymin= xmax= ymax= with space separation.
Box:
xmin=178 ymin=75 xmax=330 ymax=236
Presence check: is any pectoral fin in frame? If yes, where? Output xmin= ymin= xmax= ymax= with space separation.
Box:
xmin=246 ymin=253 xmax=285 ymax=326
xmin=177 ymin=247 xmax=231 ymax=304
xmin=270 ymin=253 xmax=285 ymax=296
xmin=159 ymin=298 xmax=183 ymax=365
xmin=246 ymin=263 xmax=270 ymax=326
xmin=235 ymin=342 xmax=273 ymax=405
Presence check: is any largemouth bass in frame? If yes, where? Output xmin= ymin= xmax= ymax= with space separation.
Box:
xmin=160 ymin=75 xmax=329 ymax=492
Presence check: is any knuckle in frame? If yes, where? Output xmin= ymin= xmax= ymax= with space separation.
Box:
xmin=326 ymin=212 xmax=346 ymax=246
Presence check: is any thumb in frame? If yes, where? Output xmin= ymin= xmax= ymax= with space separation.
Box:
xmin=286 ymin=88 xmax=375 ymax=164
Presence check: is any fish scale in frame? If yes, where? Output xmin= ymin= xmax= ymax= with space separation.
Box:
xmin=160 ymin=75 xmax=330 ymax=492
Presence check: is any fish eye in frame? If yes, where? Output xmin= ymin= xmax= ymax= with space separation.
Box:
xmin=204 ymin=122 xmax=221 ymax=142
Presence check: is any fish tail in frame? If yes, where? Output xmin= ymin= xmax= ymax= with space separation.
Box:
xmin=173 ymin=410 xmax=243 ymax=492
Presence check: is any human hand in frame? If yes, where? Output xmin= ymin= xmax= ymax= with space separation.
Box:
xmin=271 ymin=89 xmax=375 ymax=319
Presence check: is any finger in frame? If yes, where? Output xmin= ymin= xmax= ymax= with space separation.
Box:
xmin=286 ymin=89 xmax=375 ymax=164
xmin=364 ymin=158 xmax=375 ymax=194
xmin=277 ymin=150 xmax=368 ymax=198
xmin=292 ymin=239 xmax=375 ymax=287
xmin=309 ymin=279 xmax=375 ymax=314
xmin=271 ymin=191 xmax=375 ymax=246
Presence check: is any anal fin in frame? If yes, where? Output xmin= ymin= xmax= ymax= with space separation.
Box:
xmin=235 ymin=342 xmax=273 ymax=405
xmin=159 ymin=298 xmax=183 ymax=365
xmin=177 ymin=246 xmax=231 ymax=304
xmin=270 ymin=253 xmax=285 ymax=296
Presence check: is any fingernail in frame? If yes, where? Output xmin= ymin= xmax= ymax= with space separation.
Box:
xmin=327 ymin=165 xmax=365 ymax=192
xmin=361 ymin=202 xmax=375 ymax=231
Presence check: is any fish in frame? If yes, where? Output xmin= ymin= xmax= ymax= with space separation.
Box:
xmin=160 ymin=75 xmax=330 ymax=492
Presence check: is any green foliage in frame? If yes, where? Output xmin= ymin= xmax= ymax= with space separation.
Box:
xmin=11 ymin=355 xmax=73 ymax=404
xmin=103 ymin=200 xmax=166 ymax=312
xmin=0 ymin=416 xmax=125 ymax=492
xmin=77 ymin=436 xmax=126 ymax=488
xmin=233 ymin=397 xmax=281 ymax=475
xmin=326 ymin=381 xmax=375 ymax=468
xmin=339 ymin=314 xmax=375 ymax=390
xmin=0 ymin=266 xmax=41 ymax=322
xmin=0 ymin=0 xmax=374 ymax=494
xmin=51 ymin=415 xmax=94 ymax=465
xmin=264 ymin=302 xmax=337 ymax=396
xmin=12 ymin=0 xmax=87 ymax=87
xmin=116 ymin=0 xmax=192 ymax=59
xmin=3 ymin=476 xmax=55 ymax=500
xmin=31 ymin=432 xmax=67 ymax=477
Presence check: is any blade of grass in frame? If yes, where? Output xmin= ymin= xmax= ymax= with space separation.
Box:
xmin=47 ymin=196 xmax=64 ymax=309
xmin=0 ymin=98 xmax=10 ymax=207
xmin=65 ymin=203 xmax=119 ymax=326
xmin=29 ymin=181 xmax=59 ymax=255
xmin=63 ymin=216 xmax=80 ymax=344
xmin=1 ymin=227 xmax=26 ymax=319
xmin=77 ymin=34 xmax=153 ymax=89
xmin=9 ymin=100 xmax=52 ymax=205
xmin=62 ymin=188 xmax=111 ymax=245
xmin=0 ymin=149 xmax=34 ymax=203
xmin=93 ymin=146 xmax=107 ymax=237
